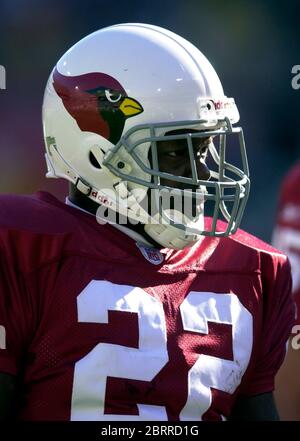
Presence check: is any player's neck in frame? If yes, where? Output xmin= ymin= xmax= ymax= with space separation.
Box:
xmin=68 ymin=184 xmax=161 ymax=248
xmin=69 ymin=184 xmax=99 ymax=215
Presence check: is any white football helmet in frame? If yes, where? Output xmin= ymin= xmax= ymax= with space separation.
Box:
xmin=43 ymin=23 xmax=250 ymax=249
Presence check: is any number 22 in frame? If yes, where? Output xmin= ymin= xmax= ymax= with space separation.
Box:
xmin=71 ymin=281 xmax=252 ymax=420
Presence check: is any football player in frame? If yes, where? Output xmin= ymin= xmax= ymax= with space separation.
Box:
xmin=0 ymin=23 xmax=295 ymax=421
xmin=272 ymin=162 xmax=300 ymax=420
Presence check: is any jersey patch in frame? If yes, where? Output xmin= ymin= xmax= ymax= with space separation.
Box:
xmin=136 ymin=243 xmax=164 ymax=265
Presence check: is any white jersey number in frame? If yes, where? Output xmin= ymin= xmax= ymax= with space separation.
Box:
xmin=180 ymin=292 xmax=252 ymax=420
xmin=71 ymin=281 xmax=252 ymax=420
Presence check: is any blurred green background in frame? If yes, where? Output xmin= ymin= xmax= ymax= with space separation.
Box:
xmin=0 ymin=0 xmax=299 ymax=241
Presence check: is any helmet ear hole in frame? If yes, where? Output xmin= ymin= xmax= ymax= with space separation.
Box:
xmin=89 ymin=151 xmax=102 ymax=169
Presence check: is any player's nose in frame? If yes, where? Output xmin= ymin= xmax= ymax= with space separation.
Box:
xmin=185 ymin=158 xmax=210 ymax=182
xmin=196 ymin=160 xmax=210 ymax=181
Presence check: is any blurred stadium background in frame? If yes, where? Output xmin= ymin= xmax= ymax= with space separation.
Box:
xmin=0 ymin=0 xmax=299 ymax=242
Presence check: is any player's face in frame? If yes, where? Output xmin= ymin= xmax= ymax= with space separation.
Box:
xmin=156 ymin=135 xmax=211 ymax=189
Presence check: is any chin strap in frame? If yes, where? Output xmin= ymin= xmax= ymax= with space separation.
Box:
xmin=144 ymin=223 xmax=198 ymax=250
xmin=112 ymin=181 xmax=200 ymax=250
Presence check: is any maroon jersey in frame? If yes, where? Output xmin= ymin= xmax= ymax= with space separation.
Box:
xmin=272 ymin=162 xmax=300 ymax=325
xmin=0 ymin=192 xmax=294 ymax=420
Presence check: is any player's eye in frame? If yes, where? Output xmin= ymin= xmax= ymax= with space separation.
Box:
xmin=105 ymin=89 xmax=122 ymax=103
xmin=167 ymin=149 xmax=186 ymax=158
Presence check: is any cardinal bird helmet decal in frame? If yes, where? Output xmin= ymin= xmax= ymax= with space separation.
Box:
xmin=43 ymin=23 xmax=249 ymax=249
xmin=52 ymin=69 xmax=143 ymax=145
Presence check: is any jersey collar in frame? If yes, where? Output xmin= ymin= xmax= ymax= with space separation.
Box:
xmin=65 ymin=197 xmax=154 ymax=248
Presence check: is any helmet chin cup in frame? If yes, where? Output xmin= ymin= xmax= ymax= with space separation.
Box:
xmin=144 ymin=223 xmax=200 ymax=250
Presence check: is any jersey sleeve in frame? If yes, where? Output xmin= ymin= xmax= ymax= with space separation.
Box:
xmin=240 ymin=254 xmax=295 ymax=396
xmin=272 ymin=226 xmax=300 ymax=325
xmin=0 ymin=235 xmax=36 ymax=376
